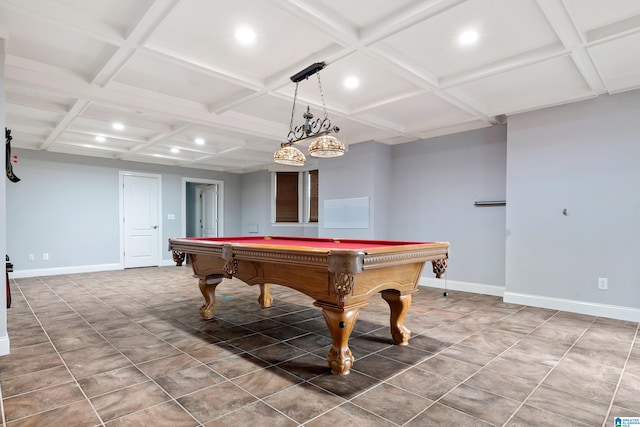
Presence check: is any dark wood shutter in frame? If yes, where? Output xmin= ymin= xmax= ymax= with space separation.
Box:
xmin=309 ymin=170 xmax=318 ymax=223
xmin=276 ymin=172 xmax=298 ymax=222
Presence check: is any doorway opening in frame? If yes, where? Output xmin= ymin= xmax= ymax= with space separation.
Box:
xmin=182 ymin=178 xmax=224 ymax=238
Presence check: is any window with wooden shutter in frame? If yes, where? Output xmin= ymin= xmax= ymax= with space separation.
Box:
xmin=273 ymin=170 xmax=319 ymax=224
xmin=275 ymin=172 xmax=299 ymax=222
xmin=309 ymin=169 xmax=318 ymax=223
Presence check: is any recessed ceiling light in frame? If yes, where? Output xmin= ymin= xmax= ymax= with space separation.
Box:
xmin=459 ymin=30 xmax=479 ymax=45
xmin=95 ymin=136 xmax=106 ymax=142
xmin=195 ymin=138 xmax=205 ymax=145
xmin=112 ymin=122 xmax=124 ymax=130
xmin=344 ymin=76 xmax=360 ymax=90
xmin=171 ymin=148 xmax=180 ymax=154
xmin=235 ymin=25 xmax=256 ymax=45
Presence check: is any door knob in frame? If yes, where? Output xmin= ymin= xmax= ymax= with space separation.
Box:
xmin=152 ymin=225 xmax=158 ymax=229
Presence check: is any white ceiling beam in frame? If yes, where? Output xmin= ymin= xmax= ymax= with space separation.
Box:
xmin=142 ymin=43 xmax=265 ymax=91
xmin=440 ymin=43 xmax=567 ymax=89
xmin=116 ymin=123 xmax=193 ymax=159
xmin=585 ymin=14 xmax=640 ymax=44
xmin=92 ymin=0 xmax=181 ymax=87
xmin=5 ymin=60 xmax=285 ymax=142
xmin=269 ymin=0 xmax=359 ymax=46
xmin=40 ymin=99 xmax=91 ymax=150
xmin=359 ymin=0 xmax=467 ymax=46
xmin=535 ymin=0 xmax=607 ymax=95
xmin=211 ymin=43 xmax=348 ymax=115
xmin=1 ymin=0 xmax=123 ymax=45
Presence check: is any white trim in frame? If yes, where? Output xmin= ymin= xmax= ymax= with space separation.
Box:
xmin=160 ymin=259 xmax=177 ymax=267
xmin=298 ymin=172 xmax=305 ymax=223
xmin=181 ymin=177 xmax=225 ymax=238
xmin=504 ymin=291 xmax=640 ymax=323
xmin=9 ymin=263 xmax=121 ymax=279
xmin=270 ymin=173 xmax=277 ymax=222
xmin=419 ymin=277 xmax=505 ymax=297
xmin=119 ymin=171 xmax=163 ymax=268
xmin=270 ymin=223 xmax=319 ymax=228
xmin=419 ymin=277 xmax=640 ymax=322
xmin=10 ymin=260 xmax=177 ymax=278
xmin=0 ymin=335 xmax=9 ymax=356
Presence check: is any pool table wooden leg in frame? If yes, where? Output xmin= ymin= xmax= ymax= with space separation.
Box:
xmin=381 ymin=290 xmax=412 ymax=345
xmin=318 ymin=305 xmax=362 ymax=375
xmin=199 ymin=274 xmax=224 ymax=320
xmin=258 ymin=283 xmax=273 ymax=308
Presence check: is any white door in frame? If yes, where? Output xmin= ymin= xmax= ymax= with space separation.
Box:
xmin=123 ymin=174 xmax=160 ymax=268
xmin=201 ymin=185 xmax=218 ymax=237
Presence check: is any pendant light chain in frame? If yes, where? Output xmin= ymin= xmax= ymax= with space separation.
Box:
xmin=317 ymin=73 xmax=329 ymax=119
xmin=289 ymin=82 xmax=300 ymax=132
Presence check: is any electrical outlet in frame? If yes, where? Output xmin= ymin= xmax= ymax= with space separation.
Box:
xmin=43 ymin=253 xmax=49 ymax=261
xmin=28 ymin=254 xmax=35 ymax=261
xmin=598 ymin=277 xmax=608 ymax=290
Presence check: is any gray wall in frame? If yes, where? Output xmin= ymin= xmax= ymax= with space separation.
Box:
xmin=240 ymin=170 xmax=271 ymax=236
xmin=6 ymin=149 xmax=242 ymax=271
xmin=240 ymin=169 xmax=319 ymax=238
xmin=319 ymin=141 xmax=392 ymax=239
xmin=239 ymin=131 xmax=507 ymax=287
xmin=505 ymin=91 xmax=640 ymax=315
xmin=373 ymin=143 xmax=392 ymax=239
xmin=390 ymin=125 xmax=508 ymax=286
xmin=7 ymin=154 xmax=120 ymax=269
xmin=6 ymin=89 xmax=640 ymax=322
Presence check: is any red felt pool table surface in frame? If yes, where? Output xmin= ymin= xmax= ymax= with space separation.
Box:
xmin=168 ymin=235 xmax=449 ymax=375
xmin=183 ymin=235 xmax=435 ymax=251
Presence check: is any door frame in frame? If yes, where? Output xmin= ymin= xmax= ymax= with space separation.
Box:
xmin=119 ymin=171 xmax=163 ymax=268
xmin=182 ymin=177 xmax=224 ymax=238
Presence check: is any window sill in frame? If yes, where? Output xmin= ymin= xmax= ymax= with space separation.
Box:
xmin=271 ymin=223 xmax=319 ymax=228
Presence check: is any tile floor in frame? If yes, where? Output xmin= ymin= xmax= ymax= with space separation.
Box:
xmin=1 ymin=266 xmax=639 ymax=426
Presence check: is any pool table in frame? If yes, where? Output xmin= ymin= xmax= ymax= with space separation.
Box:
xmin=168 ymin=236 xmax=449 ymax=375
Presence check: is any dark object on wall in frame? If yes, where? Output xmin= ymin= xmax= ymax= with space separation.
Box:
xmin=473 ymin=200 xmax=506 ymax=206
xmin=6 ymin=128 xmax=20 ymax=183
xmin=6 ymin=255 xmax=12 ymax=308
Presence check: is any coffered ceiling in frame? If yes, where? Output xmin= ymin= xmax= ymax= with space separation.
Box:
xmin=2 ymin=0 xmax=640 ymax=173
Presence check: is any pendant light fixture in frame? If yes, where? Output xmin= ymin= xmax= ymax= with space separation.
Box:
xmin=274 ymin=62 xmax=344 ymax=166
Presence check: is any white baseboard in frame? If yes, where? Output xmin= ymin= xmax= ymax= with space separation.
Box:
xmin=10 ymin=259 xmax=179 ymax=279
xmin=419 ymin=277 xmax=505 ymax=297
xmin=0 ymin=335 xmax=10 ymax=356
xmin=419 ymin=277 xmax=640 ymax=322
xmin=504 ymin=291 xmax=640 ymax=323
xmin=9 ymin=263 xmax=122 ymax=279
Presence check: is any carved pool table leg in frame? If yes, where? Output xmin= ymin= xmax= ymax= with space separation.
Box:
xmin=172 ymin=250 xmax=186 ymax=266
xmin=258 ymin=283 xmax=273 ymax=308
xmin=381 ymin=290 xmax=412 ymax=345
xmin=199 ymin=274 xmax=224 ymax=320
xmin=318 ymin=306 xmax=361 ymax=375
